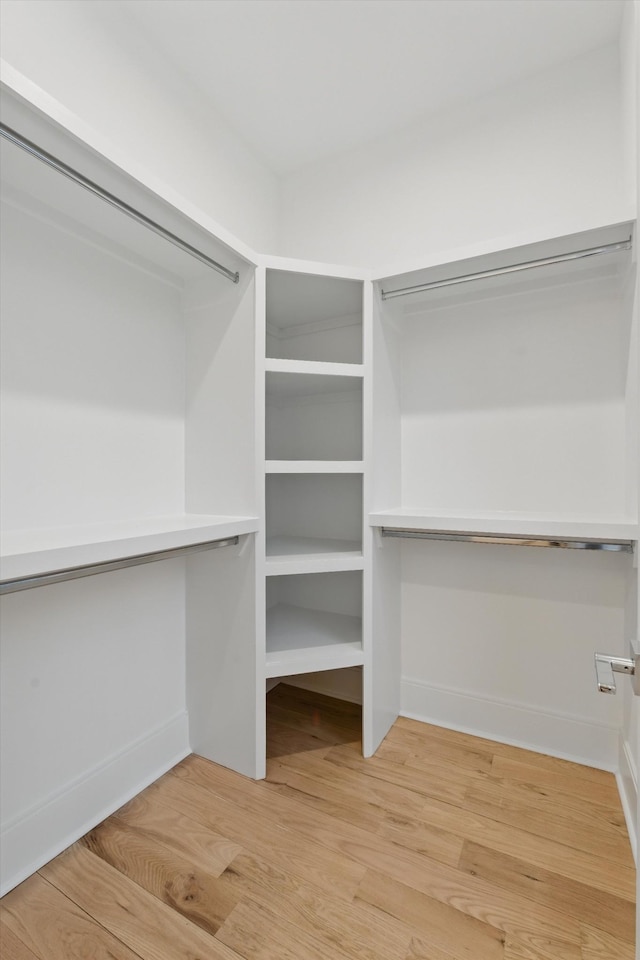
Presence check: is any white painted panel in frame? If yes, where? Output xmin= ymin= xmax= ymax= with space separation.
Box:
xmin=364 ymin=288 xmax=402 ymax=755
xmin=0 ymin=198 xmax=185 ymax=530
xmin=0 ymin=560 xmax=187 ymax=891
xmin=400 ymin=539 xmax=627 ymax=767
xmin=186 ymin=536 xmax=258 ymax=778
xmin=398 ymin=273 xmax=629 ymax=516
xmin=185 ymin=270 xmax=257 ymax=517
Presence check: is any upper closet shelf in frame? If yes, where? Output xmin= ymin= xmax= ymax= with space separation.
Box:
xmin=0 ymin=88 xmax=253 ymax=289
xmin=375 ymin=220 xmax=634 ymax=310
xmin=265 ymin=358 xmax=364 ymax=378
xmin=0 ymin=515 xmax=259 ymax=583
xmin=369 ymin=509 xmax=638 ymax=544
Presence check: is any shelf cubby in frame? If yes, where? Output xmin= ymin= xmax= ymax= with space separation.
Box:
xmin=266 ymin=269 xmax=363 ymax=364
xmin=266 ymin=473 xmax=363 ymax=573
xmin=265 ymin=371 xmax=362 ymax=462
xmin=265 ymin=571 xmax=363 ymax=678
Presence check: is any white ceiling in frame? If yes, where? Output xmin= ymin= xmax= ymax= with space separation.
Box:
xmin=121 ymin=0 xmax=625 ymax=176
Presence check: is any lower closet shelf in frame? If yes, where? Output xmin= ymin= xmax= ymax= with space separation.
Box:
xmin=265 ymin=602 xmax=364 ymax=678
xmin=266 ymin=536 xmax=363 ymax=574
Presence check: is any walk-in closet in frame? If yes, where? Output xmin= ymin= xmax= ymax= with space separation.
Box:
xmin=0 ymin=5 xmax=638 ymax=946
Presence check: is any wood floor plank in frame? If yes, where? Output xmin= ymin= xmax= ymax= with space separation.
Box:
xmin=325 ymin=741 xmax=476 ymax=806
xmin=394 ymin=717 xmax=619 ymax=786
xmin=0 ymin=917 xmax=42 ymax=960
xmin=222 ymin=877 xmax=412 ymax=960
xmin=502 ymin=936 xmax=581 ymax=960
xmin=174 ymin=754 xmax=465 ymax=883
xmin=383 ymin=797 xmax=635 ymax=903
xmin=178 ymin=753 xmax=586 ymax=950
xmin=148 ymin=768 xmax=367 ymax=901
xmin=355 ymin=869 xmax=506 ymax=960
xmin=269 ymin=682 xmax=361 ymax=721
xmin=376 ymin=724 xmax=495 ymax=775
xmin=265 ymin=757 xmax=387 ymax=831
xmin=82 ymin=816 xmax=243 ymax=936
xmin=39 ymin=843 xmax=242 ymax=960
xmin=580 ymin=922 xmax=637 ymax=960
xmin=266 ymin=701 xmax=360 ymax=747
xmin=1 ymin=873 xmax=141 ymax=960
xmin=266 ymin=717 xmax=333 ymax=760
xmin=404 ymin=937 xmax=460 ymax=960
xmin=218 ymin=850 xmax=428 ymax=960
xmin=111 ymin=791 xmax=242 ymax=876
xmin=489 ymin=754 xmax=621 ymax=810
xmin=458 ymin=839 xmax=635 ymax=943
xmin=267 ymin=743 xmax=431 ymax=820
xmin=217 ymin=896 xmax=356 ymax=960
xmin=463 ymin=773 xmax=633 ymax=867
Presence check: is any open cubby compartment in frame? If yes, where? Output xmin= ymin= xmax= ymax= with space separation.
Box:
xmin=266 ymin=473 xmax=363 ymax=563
xmin=265 ymin=371 xmax=363 ymax=461
xmin=265 ymin=571 xmax=363 ymax=678
xmin=266 ymin=269 xmax=363 ymax=364
xmin=377 ymin=221 xmax=637 ymax=521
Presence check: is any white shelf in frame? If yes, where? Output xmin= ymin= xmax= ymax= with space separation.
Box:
xmin=0 ymin=514 xmax=259 ymax=582
xmin=266 ymin=536 xmax=363 ymax=575
xmin=266 ymin=371 xmax=362 ymax=403
xmin=265 ymin=358 xmax=364 ymax=378
xmin=265 ymin=602 xmax=364 ymax=678
xmin=369 ymin=508 xmax=638 ymax=542
xmin=266 ymin=461 xmax=364 ymax=474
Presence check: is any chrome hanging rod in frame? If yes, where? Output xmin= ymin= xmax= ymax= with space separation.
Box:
xmin=380 ymin=238 xmax=632 ymax=301
xmin=380 ymin=528 xmax=633 ymax=552
xmin=0 ymin=122 xmax=240 ymax=284
xmin=0 ymin=536 xmax=240 ymax=595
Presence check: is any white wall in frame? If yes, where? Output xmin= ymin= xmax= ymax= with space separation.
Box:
xmin=618 ymin=0 xmax=640 ymax=866
xmin=279 ymin=44 xmax=628 ymax=268
xmin=0 ymin=0 xmax=278 ymax=252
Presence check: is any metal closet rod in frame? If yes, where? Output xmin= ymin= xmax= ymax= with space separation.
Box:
xmin=380 ymin=237 xmax=632 ymax=300
xmin=0 ymin=536 xmax=240 ymax=595
xmin=380 ymin=528 xmax=634 ymax=552
xmin=0 ymin=122 xmax=240 ymax=284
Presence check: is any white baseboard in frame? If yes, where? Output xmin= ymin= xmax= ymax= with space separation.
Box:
xmin=616 ymin=735 xmax=638 ymax=866
xmin=0 ymin=711 xmax=190 ymax=897
xmin=400 ymin=677 xmax=619 ymax=771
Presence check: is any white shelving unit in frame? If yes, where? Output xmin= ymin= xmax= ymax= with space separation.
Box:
xmin=257 ymin=261 xmax=392 ymax=766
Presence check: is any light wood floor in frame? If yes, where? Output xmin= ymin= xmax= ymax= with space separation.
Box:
xmin=1 ymin=684 xmax=636 ymax=960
